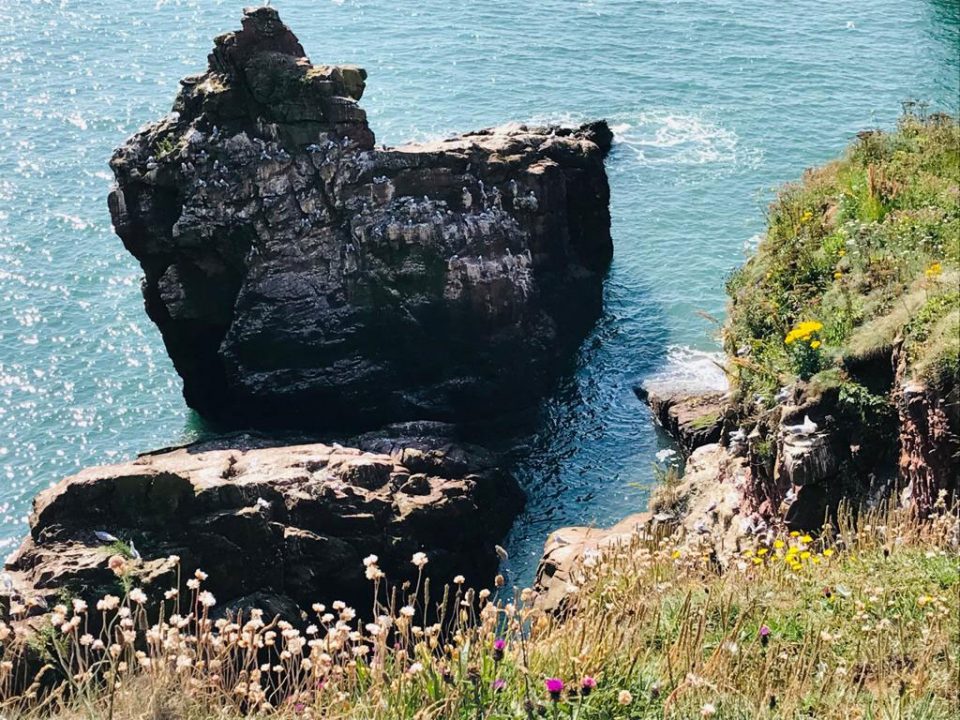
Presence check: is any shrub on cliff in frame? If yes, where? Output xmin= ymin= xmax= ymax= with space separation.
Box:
xmin=725 ymin=109 xmax=960 ymax=404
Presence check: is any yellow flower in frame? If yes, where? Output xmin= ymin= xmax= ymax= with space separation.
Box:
xmin=800 ymin=210 xmax=813 ymax=223
xmin=784 ymin=321 xmax=823 ymax=345
xmin=801 ymin=535 xmax=813 ymax=543
xmin=800 ymin=551 xmax=812 ymax=560
xmin=790 ymin=531 xmax=801 ymax=538
xmin=773 ymin=539 xmax=785 ymax=549
xmin=822 ymin=549 xmax=834 ymax=557
xmin=834 ymin=270 xmax=843 ymax=279
xmin=742 ymin=549 xmax=754 ymax=557
xmin=757 ymin=548 xmax=769 ymax=556
xmin=752 ymin=557 xmax=763 ymax=565
xmin=671 ymin=550 xmax=681 ymax=559
xmin=810 ymin=340 xmax=822 ymax=349
xmin=838 ymin=250 xmax=846 ymax=257
xmin=925 ymin=262 xmax=942 ymax=278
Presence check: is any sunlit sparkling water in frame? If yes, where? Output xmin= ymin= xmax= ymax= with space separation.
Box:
xmin=0 ymin=0 xmax=957 ymax=582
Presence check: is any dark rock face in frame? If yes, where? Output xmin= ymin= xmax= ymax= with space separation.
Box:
xmin=3 ymin=429 xmax=523 ymax=621
xmin=108 ymin=6 xmax=613 ymax=429
xmin=892 ymin=346 xmax=959 ymax=516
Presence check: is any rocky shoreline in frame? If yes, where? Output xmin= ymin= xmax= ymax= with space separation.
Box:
xmin=534 ymin=355 xmax=958 ymax=608
xmin=2 ymin=7 xmax=615 ymax=632
xmin=1 ymin=8 xmax=956 ymax=685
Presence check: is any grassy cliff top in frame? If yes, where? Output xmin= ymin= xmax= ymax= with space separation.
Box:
xmin=725 ymin=111 xmax=960 ymax=402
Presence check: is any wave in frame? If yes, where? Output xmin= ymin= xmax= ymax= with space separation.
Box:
xmin=641 ymin=344 xmax=728 ymax=395
xmin=610 ymin=111 xmax=761 ymax=168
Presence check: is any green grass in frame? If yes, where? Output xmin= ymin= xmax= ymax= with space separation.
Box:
xmin=1 ymin=505 xmax=956 ymax=720
xmin=725 ymin=111 xmax=960 ymax=403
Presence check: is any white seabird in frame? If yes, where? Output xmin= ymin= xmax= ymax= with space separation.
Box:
xmin=784 ymin=415 xmax=818 ymax=436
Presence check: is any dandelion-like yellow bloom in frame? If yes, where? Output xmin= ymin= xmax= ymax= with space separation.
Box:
xmin=925 ymin=262 xmax=942 ymax=278
xmin=773 ymin=539 xmax=785 ymax=549
xmin=810 ymin=340 xmax=822 ymax=349
xmin=822 ymin=549 xmax=834 ymax=557
xmin=834 ymin=270 xmax=843 ymax=279
xmin=800 ymin=210 xmax=814 ymax=223
xmin=784 ymin=321 xmax=823 ymax=345
xmin=801 ymin=535 xmax=813 ymax=543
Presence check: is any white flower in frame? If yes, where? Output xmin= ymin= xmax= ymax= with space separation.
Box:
xmin=363 ymin=554 xmax=378 ymax=567
xmin=199 ymin=591 xmax=216 ymax=608
xmin=365 ymin=623 xmax=383 ymax=636
xmin=453 ymin=575 xmax=465 ymax=585
xmin=129 ymin=588 xmax=148 ymax=605
xmin=411 ymin=552 xmax=428 ymax=569
xmin=96 ymin=595 xmax=120 ymax=612
xmin=194 ymin=569 xmax=208 ymax=581
xmin=408 ymin=661 xmax=424 ymax=674
xmin=618 ymin=690 xmax=633 ymax=705
xmin=186 ymin=579 xmax=200 ymax=590
xmin=365 ymin=565 xmax=383 ymax=581
xmin=701 ymin=703 xmax=717 ymax=717
xmin=399 ymin=606 xmax=415 ymax=618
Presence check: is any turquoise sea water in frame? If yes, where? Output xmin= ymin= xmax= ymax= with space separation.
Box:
xmin=0 ymin=0 xmax=957 ymax=583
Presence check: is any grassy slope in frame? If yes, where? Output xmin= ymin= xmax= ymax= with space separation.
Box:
xmin=3 ymin=507 xmax=958 ymax=720
xmin=725 ymin=112 xmax=960 ymax=403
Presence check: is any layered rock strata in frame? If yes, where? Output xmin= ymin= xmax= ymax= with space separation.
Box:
xmin=3 ymin=430 xmax=523 ymax=623
xmin=108 ymin=6 xmax=613 ymax=429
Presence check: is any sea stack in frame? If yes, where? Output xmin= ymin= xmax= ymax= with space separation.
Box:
xmin=107 ymin=6 xmax=613 ymax=429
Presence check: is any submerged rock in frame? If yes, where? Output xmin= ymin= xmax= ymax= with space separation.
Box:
xmin=108 ymin=6 xmax=613 ymax=429
xmin=3 ymin=431 xmax=523 ymax=621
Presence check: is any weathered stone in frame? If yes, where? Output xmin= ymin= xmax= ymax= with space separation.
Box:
xmin=3 ymin=432 xmax=524 ymax=622
xmin=636 ymin=387 xmax=726 ymax=455
xmin=893 ymin=341 xmax=959 ymax=516
xmin=108 ymin=7 xmax=613 ymax=430
xmin=534 ymin=445 xmax=748 ymax=612
xmin=776 ymin=432 xmax=839 ymax=487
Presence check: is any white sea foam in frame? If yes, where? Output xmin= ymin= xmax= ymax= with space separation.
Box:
xmin=610 ymin=111 xmax=759 ymax=168
xmin=642 ymin=344 xmax=729 ymax=396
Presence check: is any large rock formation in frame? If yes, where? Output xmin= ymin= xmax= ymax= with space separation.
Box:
xmin=2 ymin=428 xmax=523 ymax=622
xmin=108 ymin=6 xmax=613 ymax=429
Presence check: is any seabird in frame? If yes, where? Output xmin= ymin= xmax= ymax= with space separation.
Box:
xmin=784 ymin=415 xmax=818 ymax=436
